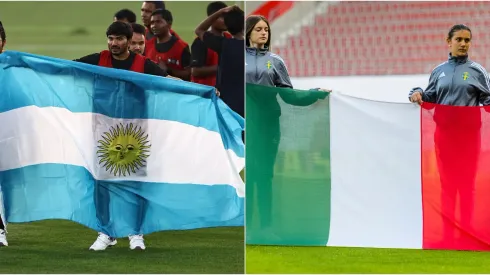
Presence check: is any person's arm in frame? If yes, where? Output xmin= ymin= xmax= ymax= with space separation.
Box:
xmin=73 ymin=53 xmax=100 ymax=65
xmin=310 ymin=88 xmax=332 ymax=93
xmin=166 ymin=46 xmax=191 ymax=81
xmin=409 ymin=69 xmax=438 ymax=104
xmin=472 ymin=65 xmax=490 ymax=106
xmin=195 ymin=5 xmax=236 ymax=41
xmin=272 ymin=55 xmax=293 ymax=88
xmin=201 ymin=32 xmax=224 ymax=54
xmin=279 ymin=87 xmax=328 ymax=107
xmin=143 ymin=59 xmax=169 ymax=77
xmin=191 ymin=38 xmax=217 ymax=78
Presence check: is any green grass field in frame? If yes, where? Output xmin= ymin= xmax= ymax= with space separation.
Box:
xmin=246 ymin=245 xmax=490 ymax=273
xmin=0 ymin=2 xmax=244 ymax=273
xmin=1 ymin=221 xmax=243 ymax=274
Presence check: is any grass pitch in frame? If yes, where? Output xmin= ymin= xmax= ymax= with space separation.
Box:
xmin=246 ymin=245 xmax=490 ymax=273
xmin=0 ymin=220 xmax=243 ymax=274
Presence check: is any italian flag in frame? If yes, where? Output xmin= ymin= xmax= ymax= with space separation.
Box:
xmin=246 ymin=83 xmax=490 ymax=251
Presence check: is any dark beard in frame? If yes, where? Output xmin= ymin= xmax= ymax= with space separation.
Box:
xmin=110 ymin=44 xmax=128 ymax=56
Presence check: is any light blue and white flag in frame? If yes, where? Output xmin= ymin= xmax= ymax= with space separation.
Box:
xmin=0 ymin=51 xmax=244 ymax=237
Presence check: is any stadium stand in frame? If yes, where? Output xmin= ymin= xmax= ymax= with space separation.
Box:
xmin=268 ymin=1 xmax=490 ymax=77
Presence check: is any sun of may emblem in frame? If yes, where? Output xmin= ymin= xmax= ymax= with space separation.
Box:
xmin=97 ymin=123 xmax=151 ymax=177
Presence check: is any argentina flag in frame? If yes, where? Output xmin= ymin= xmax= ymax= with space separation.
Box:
xmin=0 ymin=51 xmax=244 ymax=237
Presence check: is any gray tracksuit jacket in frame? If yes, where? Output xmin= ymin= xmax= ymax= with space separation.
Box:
xmin=409 ymin=54 xmax=490 ymax=106
xmin=245 ymin=47 xmax=326 ymax=116
xmin=245 ymin=47 xmax=293 ymax=88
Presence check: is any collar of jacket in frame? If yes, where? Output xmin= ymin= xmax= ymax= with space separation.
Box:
xmin=246 ymin=47 xmax=269 ymax=56
xmin=448 ymin=53 xmax=469 ymax=64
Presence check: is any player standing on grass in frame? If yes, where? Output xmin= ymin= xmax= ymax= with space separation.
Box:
xmin=74 ymin=21 xmax=171 ymax=251
xmin=145 ymin=9 xmax=191 ymax=81
xmin=129 ymin=23 xmax=147 ymax=55
xmin=195 ymin=4 xmax=245 ymax=118
xmin=75 ymin=21 xmax=169 ymax=78
xmin=0 ymin=20 xmax=7 ymax=247
xmin=140 ymin=1 xmax=180 ymax=41
xmin=191 ymin=1 xmax=232 ymax=86
xmin=128 ymin=22 xmax=181 ymax=81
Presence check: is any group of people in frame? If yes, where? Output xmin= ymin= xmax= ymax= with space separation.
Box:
xmin=0 ymin=1 xmax=245 ymax=251
xmin=78 ymin=1 xmax=244 ymax=121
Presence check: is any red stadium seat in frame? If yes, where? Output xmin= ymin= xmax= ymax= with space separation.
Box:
xmin=277 ymin=1 xmax=490 ymax=76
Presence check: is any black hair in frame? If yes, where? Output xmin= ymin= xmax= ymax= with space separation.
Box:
xmin=207 ymin=1 xmax=227 ymax=16
xmin=131 ymin=23 xmax=146 ymax=35
xmin=106 ymin=21 xmax=133 ymax=40
xmin=246 ymin=15 xmax=270 ymax=49
xmin=0 ymin=21 xmax=5 ymax=42
xmin=145 ymin=1 xmax=165 ymax=10
xmin=448 ymin=24 xmax=472 ymax=40
xmin=114 ymin=9 xmax=137 ymax=23
xmin=223 ymin=7 xmax=244 ymax=35
xmin=151 ymin=9 xmax=173 ymax=25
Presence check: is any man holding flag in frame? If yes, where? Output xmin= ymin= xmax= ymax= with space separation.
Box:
xmin=75 ymin=21 xmax=172 ymax=251
xmin=0 ymin=16 xmax=242 ymax=253
xmin=75 ymin=21 xmax=168 ymax=78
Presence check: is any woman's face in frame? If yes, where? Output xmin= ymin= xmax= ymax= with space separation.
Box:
xmin=249 ymin=20 xmax=269 ymax=47
xmin=447 ymin=30 xmax=471 ymax=57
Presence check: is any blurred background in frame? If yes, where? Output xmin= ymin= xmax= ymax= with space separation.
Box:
xmin=247 ymin=1 xmax=490 ymax=102
xmin=0 ymin=1 xmax=241 ymax=59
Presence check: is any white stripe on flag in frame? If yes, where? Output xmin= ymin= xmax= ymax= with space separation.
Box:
xmin=0 ymin=106 xmax=244 ymax=197
xmin=329 ymin=92 xmax=423 ymax=249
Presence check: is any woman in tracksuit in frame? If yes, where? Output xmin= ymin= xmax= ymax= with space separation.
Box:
xmin=409 ymin=24 xmax=490 ymax=247
xmin=245 ymin=15 xmax=329 ymax=232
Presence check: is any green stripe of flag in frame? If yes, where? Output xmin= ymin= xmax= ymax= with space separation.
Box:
xmin=245 ymin=83 xmax=331 ymax=246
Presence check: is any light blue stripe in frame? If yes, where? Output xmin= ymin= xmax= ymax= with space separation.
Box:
xmin=0 ymin=51 xmax=244 ymax=157
xmin=1 ymin=164 xmax=244 ymax=237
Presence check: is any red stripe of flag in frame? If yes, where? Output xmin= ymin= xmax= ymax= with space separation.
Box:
xmin=421 ymin=103 xmax=490 ymax=250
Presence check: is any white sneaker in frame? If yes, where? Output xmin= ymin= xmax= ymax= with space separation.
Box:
xmin=89 ymin=233 xmax=117 ymax=251
xmin=129 ymin=234 xmax=146 ymax=250
xmin=0 ymin=229 xmax=7 ymax=247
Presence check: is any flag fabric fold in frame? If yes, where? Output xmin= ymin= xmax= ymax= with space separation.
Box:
xmin=246 ymin=84 xmax=490 ymax=251
xmin=0 ymin=51 xmax=244 ymax=237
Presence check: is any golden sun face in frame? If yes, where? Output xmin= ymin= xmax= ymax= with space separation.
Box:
xmin=97 ymin=123 xmax=151 ymax=176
